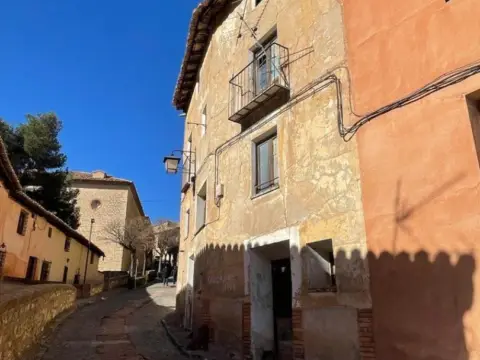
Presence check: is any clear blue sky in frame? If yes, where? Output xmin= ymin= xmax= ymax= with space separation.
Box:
xmin=0 ymin=0 xmax=199 ymax=222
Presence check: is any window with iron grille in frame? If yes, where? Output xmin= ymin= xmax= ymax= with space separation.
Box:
xmin=64 ymin=237 xmax=71 ymax=252
xmin=17 ymin=210 xmax=28 ymax=235
xmin=40 ymin=261 xmax=51 ymax=281
xmin=254 ymin=133 xmax=279 ymax=194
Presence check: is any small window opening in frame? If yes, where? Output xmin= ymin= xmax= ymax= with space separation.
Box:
xmin=64 ymin=237 xmax=71 ymax=252
xmin=304 ymin=239 xmax=336 ymax=292
xmin=17 ymin=210 xmax=28 ymax=236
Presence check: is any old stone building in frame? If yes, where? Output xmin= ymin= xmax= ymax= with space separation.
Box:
xmin=172 ymin=1 xmax=370 ymax=359
xmin=70 ymin=170 xmax=145 ymax=273
xmin=342 ymin=1 xmax=480 ymax=359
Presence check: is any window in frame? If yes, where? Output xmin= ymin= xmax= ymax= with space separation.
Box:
xmin=201 ymin=105 xmax=207 ymax=136
xmin=253 ymin=34 xmax=279 ymax=95
xmin=64 ymin=237 xmax=71 ymax=252
xmin=48 ymin=227 xmax=52 ymax=238
xmin=40 ymin=261 xmax=51 ymax=281
xmin=196 ymin=182 xmax=207 ymax=233
xmin=17 ymin=210 xmax=28 ymax=235
xmin=254 ymin=133 xmax=279 ymax=194
xmin=26 ymin=256 xmax=38 ymax=280
xmin=91 ymin=199 xmax=102 ymax=210
xmin=255 ymin=0 xmax=263 ymax=6
xmin=184 ymin=209 xmax=190 ymax=238
xmin=304 ymin=240 xmax=336 ymax=292
xmin=90 ymin=251 xmax=95 ymax=265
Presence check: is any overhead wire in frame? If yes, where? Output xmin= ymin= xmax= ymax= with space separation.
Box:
xmin=340 ymin=61 xmax=480 ymax=140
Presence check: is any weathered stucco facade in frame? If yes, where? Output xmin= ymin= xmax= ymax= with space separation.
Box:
xmin=342 ymin=1 xmax=480 ymax=359
xmin=0 ymin=141 xmax=104 ymax=284
xmin=71 ymin=171 xmax=145 ymax=273
xmin=174 ymin=1 xmax=370 ymax=359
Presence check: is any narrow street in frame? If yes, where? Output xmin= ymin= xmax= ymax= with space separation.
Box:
xmin=38 ymin=283 xmax=184 ymax=360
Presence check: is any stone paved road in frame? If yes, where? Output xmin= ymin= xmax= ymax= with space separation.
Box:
xmin=39 ymin=283 xmax=184 ymax=360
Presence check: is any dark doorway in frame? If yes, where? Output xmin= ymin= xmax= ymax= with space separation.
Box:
xmin=25 ymin=256 xmax=38 ymax=281
xmin=271 ymin=258 xmax=293 ymax=359
xmin=62 ymin=266 xmax=68 ymax=283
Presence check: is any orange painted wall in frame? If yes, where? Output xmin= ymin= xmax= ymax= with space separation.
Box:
xmin=343 ymin=0 xmax=480 ymax=359
xmin=0 ymin=182 xmax=102 ymax=283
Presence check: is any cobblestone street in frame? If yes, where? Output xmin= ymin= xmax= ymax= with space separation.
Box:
xmin=38 ymin=283 xmax=183 ymax=360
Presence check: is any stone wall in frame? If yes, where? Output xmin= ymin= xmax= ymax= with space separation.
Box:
xmin=74 ymin=281 xmax=105 ymax=298
xmin=104 ymin=273 xmax=129 ymax=291
xmin=73 ymin=182 xmax=132 ymax=272
xmin=0 ymin=284 xmax=76 ymax=360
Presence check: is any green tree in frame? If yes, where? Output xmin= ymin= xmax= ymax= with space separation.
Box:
xmin=0 ymin=113 xmax=80 ymax=229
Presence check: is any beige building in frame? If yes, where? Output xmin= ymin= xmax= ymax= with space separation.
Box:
xmin=70 ymin=170 xmax=145 ymax=273
xmin=172 ymin=1 xmax=370 ymax=359
xmin=0 ymin=137 xmax=104 ymax=284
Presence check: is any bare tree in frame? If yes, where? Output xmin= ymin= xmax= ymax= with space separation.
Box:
xmin=154 ymin=219 xmax=180 ymax=267
xmin=104 ymin=216 xmax=155 ymax=278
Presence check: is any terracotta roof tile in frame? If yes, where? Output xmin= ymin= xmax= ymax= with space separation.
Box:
xmin=70 ymin=171 xmax=131 ymax=183
xmin=70 ymin=171 xmax=145 ymax=217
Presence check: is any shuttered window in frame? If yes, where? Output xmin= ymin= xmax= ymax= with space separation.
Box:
xmin=17 ymin=210 xmax=28 ymax=235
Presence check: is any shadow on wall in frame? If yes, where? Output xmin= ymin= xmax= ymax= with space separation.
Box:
xmin=175 ymin=242 xmax=475 ymax=360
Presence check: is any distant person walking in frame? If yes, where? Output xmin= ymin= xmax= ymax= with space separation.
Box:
xmin=172 ymin=265 xmax=178 ymax=285
xmin=162 ymin=265 xmax=169 ymax=286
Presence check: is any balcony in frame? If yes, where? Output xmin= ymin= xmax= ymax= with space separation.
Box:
xmin=229 ymin=42 xmax=290 ymax=123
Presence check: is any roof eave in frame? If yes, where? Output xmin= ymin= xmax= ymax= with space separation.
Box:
xmin=172 ymin=0 xmax=230 ymax=111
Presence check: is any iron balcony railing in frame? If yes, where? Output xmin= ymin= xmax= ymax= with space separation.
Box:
xmin=229 ymin=42 xmax=290 ymax=122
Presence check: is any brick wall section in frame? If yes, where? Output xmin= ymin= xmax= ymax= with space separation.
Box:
xmin=242 ymin=302 xmax=252 ymax=360
xmin=200 ymin=299 xmax=213 ymax=343
xmin=0 ymin=284 xmax=76 ymax=360
xmin=357 ymin=309 xmax=376 ymax=359
xmin=292 ymin=308 xmax=305 ymax=360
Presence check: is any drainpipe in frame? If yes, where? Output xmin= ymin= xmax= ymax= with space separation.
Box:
xmin=83 ymin=218 xmax=94 ymax=285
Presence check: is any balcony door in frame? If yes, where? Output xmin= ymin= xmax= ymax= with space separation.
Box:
xmin=254 ymin=36 xmax=279 ymax=96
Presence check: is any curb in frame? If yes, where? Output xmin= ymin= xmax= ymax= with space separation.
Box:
xmin=161 ymin=320 xmax=207 ymax=359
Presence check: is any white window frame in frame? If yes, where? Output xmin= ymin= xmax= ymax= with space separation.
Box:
xmin=251 ymin=127 xmax=279 ymax=197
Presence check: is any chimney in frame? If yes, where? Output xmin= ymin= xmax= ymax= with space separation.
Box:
xmin=92 ymin=170 xmax=106 ymax=179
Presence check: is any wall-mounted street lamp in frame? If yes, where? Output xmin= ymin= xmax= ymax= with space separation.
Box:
xmin=164 ymin=156 xmax=181 ymax=174
xmin=163 ymin=150 xmax=196 ymax=175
